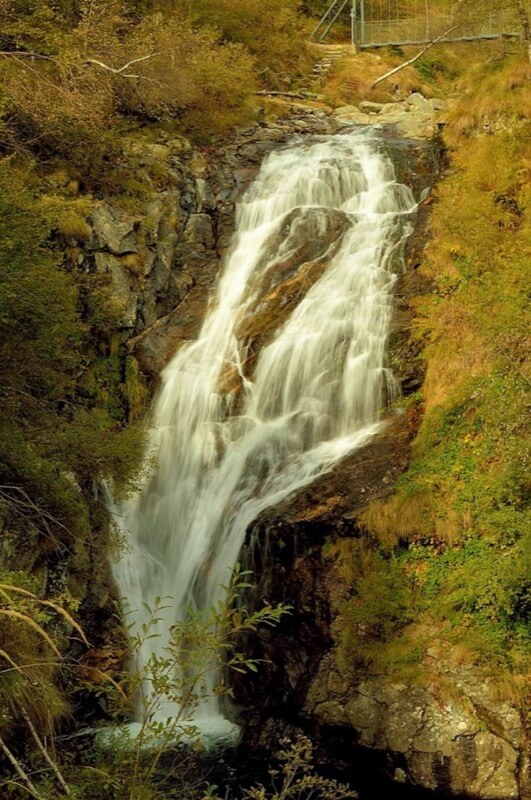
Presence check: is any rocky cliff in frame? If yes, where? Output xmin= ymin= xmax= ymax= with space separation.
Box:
xmin=67 ymin=104 xmax=527 ymax=799
xmin=76 ymin=112 xmax=341 ymax=382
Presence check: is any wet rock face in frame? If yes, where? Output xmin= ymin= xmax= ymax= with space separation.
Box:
xmin=77 ymin=146 xmax=220 ymax=378
xmin=235 ymin=409 xmax=421 ymax=729
xmin=76 ymin=111 xmax=441 ymax=385
xmin=306 ymin=664 xmax=522 ymax=799
xmin=218 ymin=206 xmax=352 ymax=399
xmin=75 ymin=111 xmax=341 ymax=381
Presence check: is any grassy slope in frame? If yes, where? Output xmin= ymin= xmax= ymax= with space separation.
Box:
xmin=323 ymin=46 xmax=530 ymax=691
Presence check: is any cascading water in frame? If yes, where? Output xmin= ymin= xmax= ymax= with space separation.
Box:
xmin=112 ymin=130 xmax=417 ymax=739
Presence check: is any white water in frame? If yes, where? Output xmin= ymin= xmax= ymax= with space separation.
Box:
xmin=112 ymin=131 xmax=416 ymax=736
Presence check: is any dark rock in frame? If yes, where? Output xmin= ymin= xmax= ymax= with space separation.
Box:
xmin=94 ymin=252 xmax=138 ymax=329
xmin=184 ymin=213 xmax=214 ymax=248
xmin=90 ymin=206 xmax=138 ymax=255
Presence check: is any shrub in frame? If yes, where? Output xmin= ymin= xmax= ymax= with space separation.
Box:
xmin=116 ymin=18 xmax=257 ymax=138
xmin=172 ymin=0 xmax=307 ymax=76
xmin=63 ymin=568 xmax=289 ymax=800
xmin=0 ymin=161 xmax=82 ymax=421
xmin=0 ymin=0 xmax=281 ymax=173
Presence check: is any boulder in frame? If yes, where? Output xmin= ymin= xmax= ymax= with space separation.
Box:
xmin=395 ymin=116 xmax=437 ymax=140
xmin=359 ymin=100 xmax=386 ymax=112
xmin=406 ymin=92 xmax=432 ymax=109
xmin=336 ymin=111 xmax=373 ymax=125
xmin=332 ymin=105 xmax=361 ymax=116
xmin=377 ymin=107 xmax=411 ymax=125
xmin=90 ymin=205 xmax=138 ymax=255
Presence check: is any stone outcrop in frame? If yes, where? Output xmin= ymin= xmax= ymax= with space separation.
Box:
xmin=73 ymin=104 xmax=441 ymax=385
xmin=236 ymin=416 xmax=529 ymax=798
xmin=72 ymin=112 xmax=342 ymax=381
xmin=306 ymin=659 xmax=523 ymax=799
xmin=333 ymin=92 xmax=448 ymax=140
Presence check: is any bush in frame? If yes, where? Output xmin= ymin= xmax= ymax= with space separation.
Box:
xmin=116 ymin=18 xmax=257 ymax=138
xmin=0 ymin=161 xmax=82 ymax=421
xmin=0 ymin=0 xmax=295 ymax=173
xmin=343 ymin=552 xmax=415 ymax=642
xmin=171 ymin=0 xmax=308 ymax=76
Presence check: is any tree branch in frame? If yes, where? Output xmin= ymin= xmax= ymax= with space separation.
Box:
xmin=256 ymin=90 xmax=320 ymax=100
xmin=370 ymin=0 xmax=473 ymax=89
xmin=0 ymin=485 xmax=76 ymax=546
xmin=84 ymin=52 xmax=161 ymax=77
xmin=20 ymin=710 xmax=71 ymax=797
xmin=0 ymin=734 xmax=44 ymax=800
xmin=370 ymin=25 xmax=458 ymax=88
xmin=0 ymin=51 xmax=55 ymax=61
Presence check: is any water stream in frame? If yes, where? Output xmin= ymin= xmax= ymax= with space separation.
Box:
xmin=112 ymin=130 xmax=417 ymax=739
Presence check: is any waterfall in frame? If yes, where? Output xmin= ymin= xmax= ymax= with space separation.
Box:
xmin=112 ymin=131 xmax=417 ymax=737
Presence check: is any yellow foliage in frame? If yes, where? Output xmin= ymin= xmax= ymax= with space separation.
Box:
xmin=121 ymin=356 xmax=150 ymax=422
xmin=121 ymin=253 xmax=143 ymax=275
xmin=173 ymin=0 xmax=310 ymax=77
xmin=114 ymin=17 xmax=257 ymax=136
xmin=343 ymin=51 xmax=530 ymax=675
xmin=40 ymin=195 xmax=93 ymax=241
xmin=419 ymin=307 xmax=491 ymax=412
xmin=360 ymin=491 xmax=434 ymax=547
xmin=0 ymin=1 xmax=261 ymax=173
xmin=55 ymin=212 xmax=92 ymax=241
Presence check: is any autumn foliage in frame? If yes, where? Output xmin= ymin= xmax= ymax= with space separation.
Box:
xmin=0 ymin=0 xmax=308 ymax=172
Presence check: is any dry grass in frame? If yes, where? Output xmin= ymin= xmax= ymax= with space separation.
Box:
xmin=485 ymin=671 xmax=529 ymax=705
xmin=360 ymin=491 xmax=434 ymax=547
xmin=445 ymin=55 xmax=531 ymax=142
xmin=360 ymin=489 xmax=472 ymax=547
xmin=332 ymin=50 xmax=530 ymax=677
xmin=419 ymin=310 xmax=492 ymax=413
xmin=0 ymin=582 xmax=86 ymax=735
xmin=55 ymin=212 xmax=92 ymax=242
xmin=321 ymin=49 xmax=434 ymax=106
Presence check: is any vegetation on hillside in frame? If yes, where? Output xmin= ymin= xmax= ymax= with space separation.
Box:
xmin=329 ymin=48 xmax=530 ymax=692
xmin=0 ymin=155 xmax=148 ymax=791
xmin=0 ymin=0 xmax=314 ymax=187
xmin=0 ymin=2 xmax=313 ymax=795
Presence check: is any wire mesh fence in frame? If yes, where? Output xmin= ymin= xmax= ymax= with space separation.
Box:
xmin=312 ymin=0 xmax=526 ymax=47
xmin=359 ymin=0 xmax=522 ymax=47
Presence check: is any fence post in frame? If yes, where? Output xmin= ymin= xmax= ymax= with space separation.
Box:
xmin=360 ymin=0 xmax=365 ymax=46
xmin=351 ymin=0 xmax=358 ymax=47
